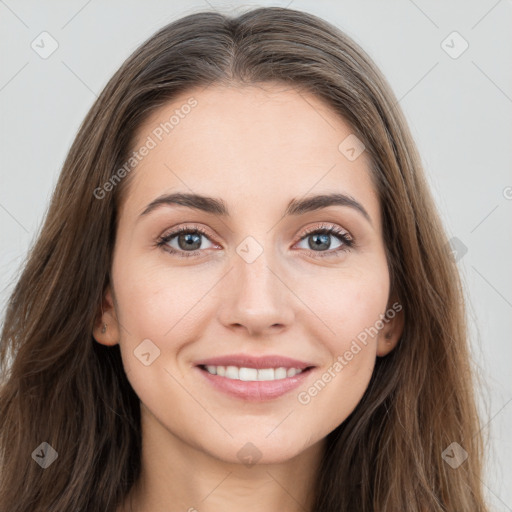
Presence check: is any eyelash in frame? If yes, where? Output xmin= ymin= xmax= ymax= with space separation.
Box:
xmin=155 ymin=223 xmax=355 ymax=259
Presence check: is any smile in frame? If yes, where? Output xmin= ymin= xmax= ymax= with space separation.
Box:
xmin=201 ymin=365 xmax=304 ymax=381
xmin=196 ymin=364 xmax=315 ymax=401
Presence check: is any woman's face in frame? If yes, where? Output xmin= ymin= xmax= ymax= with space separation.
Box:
xmin=97 ymin=83 xmax=403 ymax=465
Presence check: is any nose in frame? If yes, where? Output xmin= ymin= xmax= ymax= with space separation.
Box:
xmin=216 ymin=245 xmax=295 ymax=337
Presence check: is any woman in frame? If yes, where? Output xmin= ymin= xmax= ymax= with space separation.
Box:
xmin=0 ymin=7 xmax=489 ymax=511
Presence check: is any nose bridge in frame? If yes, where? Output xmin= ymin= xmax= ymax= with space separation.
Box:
xmin=216 ymin=234 xmax=295 ymax=334
xmin=238 ymin=242 xmax=276 ymax=298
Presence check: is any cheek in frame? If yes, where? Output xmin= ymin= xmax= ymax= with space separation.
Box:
xmin=295 ymin=261 xmax=389 ymax=345
xmin=111 ymin=256 xmax=219 ymax=384
xmin=112 ymin=255 xmax=209 ymax=334
xmin=292 ymin=265 xmax=388 ymax=418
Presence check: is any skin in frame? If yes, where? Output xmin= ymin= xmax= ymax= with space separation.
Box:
xmin=94 ymin=82 xmax=404 ymax=512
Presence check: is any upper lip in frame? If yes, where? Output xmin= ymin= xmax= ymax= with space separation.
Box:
xmin=194 ymin=353 xmax=316 ymax=370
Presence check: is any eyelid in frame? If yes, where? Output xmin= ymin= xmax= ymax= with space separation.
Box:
xmin=158 ymin=222 xmax=351 ymax=244
xmin=156 ymin=221 xmax=355 ymax=258
xmin=297 ymin=222 xmax=353 ymax=240
xmin=159 ymin=222 xmax=217 ymax=242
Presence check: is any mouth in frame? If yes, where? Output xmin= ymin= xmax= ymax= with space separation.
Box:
xmin=197 ymin=364 xmax=315 ymax=381
xmin=194 ymin=356 xmax=317 ymax=401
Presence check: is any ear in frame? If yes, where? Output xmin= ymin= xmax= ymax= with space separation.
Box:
xmin=376 ymin=295 xmax=404 ymax=357
xmin=92 ymin=285 xmax=120 ymax=346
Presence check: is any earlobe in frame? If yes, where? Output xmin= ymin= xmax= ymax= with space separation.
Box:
xmin=92 ymin=286 xmax=120 ymax=346
xmin=93 ymin=322 xmax=118 ymax=346
xmin=376 ymin=298 xmax=404 ymax=357
xmin=376 ymin=329 xmax=400 ymax=356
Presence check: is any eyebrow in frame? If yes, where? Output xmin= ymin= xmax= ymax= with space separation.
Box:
xmin=138 ymin=192 xmax=372 ymax=225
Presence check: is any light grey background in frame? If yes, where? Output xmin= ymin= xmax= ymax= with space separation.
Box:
xmin=1 ymin=0 xmax=511 ymax=509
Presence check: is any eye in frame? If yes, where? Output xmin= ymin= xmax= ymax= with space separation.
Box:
xmin=156 ymin=222 xmax=355 ymax=259
xmin=294 ymin=223 xmax=355 ymax=258
xmin=156 ymin=224 xmax=217 ymax=258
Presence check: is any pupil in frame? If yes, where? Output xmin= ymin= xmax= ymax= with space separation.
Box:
xmin=179 ymin=233 xmax=201 ymax=250
xmin=310 ymin=233 xmax=330 ymax=250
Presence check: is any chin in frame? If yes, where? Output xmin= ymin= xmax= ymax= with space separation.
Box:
xmin=206 ymin=434 xmax=314 ymax=467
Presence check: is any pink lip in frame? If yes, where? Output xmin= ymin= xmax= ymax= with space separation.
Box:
xmin=196 ymin=365 xmax=315 ymax=401
xmin=193 ymin=353 xmax=315 ymax=370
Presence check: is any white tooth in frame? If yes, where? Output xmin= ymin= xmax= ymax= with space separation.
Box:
xmin=239 ymin=367 xmax=258 ymax=381
xmin=274 ymin=367 xmax=287 ymax=379
xmin=225 ymin=365 xmax=239 ymax=379
xmin=257 ymin=368 xmax=275 ymax=381
xmin=211 ymin=365 xmax=303 ymax=381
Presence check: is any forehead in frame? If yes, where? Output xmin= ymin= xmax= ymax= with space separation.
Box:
xmin=122 ymin=83 xmax=379 ymax=225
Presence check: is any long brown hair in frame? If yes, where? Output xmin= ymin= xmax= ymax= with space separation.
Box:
xmin=0 ymin=7 xmax=489 ymax=511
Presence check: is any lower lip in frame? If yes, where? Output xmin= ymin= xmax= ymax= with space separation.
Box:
xmin=196 ymin=366 xmax=315 ymax=401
